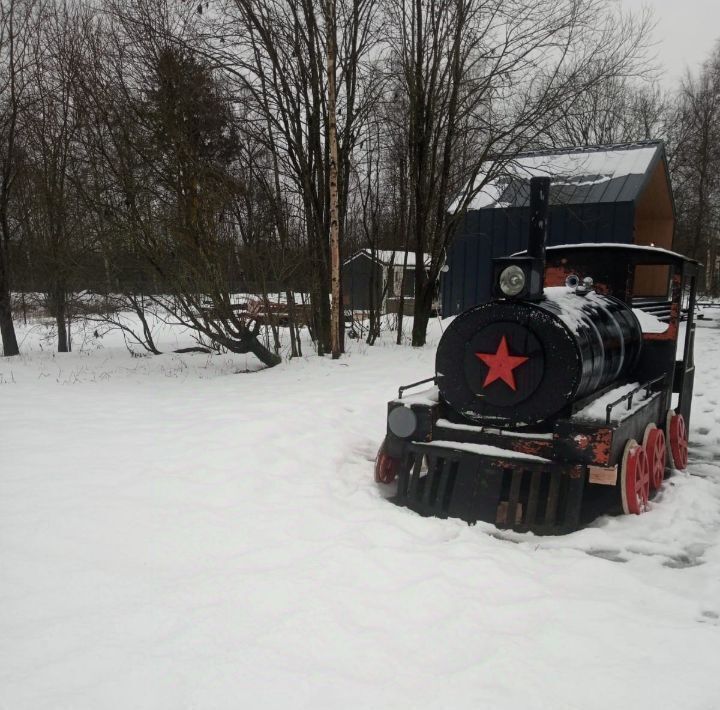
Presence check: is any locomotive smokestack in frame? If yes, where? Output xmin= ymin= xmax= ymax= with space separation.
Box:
xmin=492 ymin=176 xmax=550 ymax=301
xmin=527 ymin=176 xmax=550 ymax=263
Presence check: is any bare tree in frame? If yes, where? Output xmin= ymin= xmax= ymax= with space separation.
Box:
xmin=669 ymin=44 xmax=720 ymax=292
xmin=204 ymin=0 xmax=382 ymax=355
xmin=77 ymin=1 xmax=283 ymax=366
xmin=385 ymin=0 xmax=654 ymax=345
xmin=543 ymin=78 xmax=667 ymax=147
xmin=18 ymin=0 xmax=89 ymax=351
xmin=324 ymin=0 xmax=342 ymax=358
xmin=0 ymin=0 xmax=39 ymax=355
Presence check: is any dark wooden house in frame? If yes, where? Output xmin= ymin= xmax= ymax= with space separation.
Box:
xmin=342 ymin=250 xmax=430 ymax=314
xmin=442 ymin=141 xmax=675 ymax=315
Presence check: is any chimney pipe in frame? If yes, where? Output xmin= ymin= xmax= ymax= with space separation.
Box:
xmin=490 ymin=176 xmax=550 ymax=301
xmin=528 ymin=176 xmax=550 ymax=262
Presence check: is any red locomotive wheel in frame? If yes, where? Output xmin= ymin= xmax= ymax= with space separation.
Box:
xmin=643 ymin=424 xmax=667 ymax=490
xmin=620 ymin=439 xmax=650 ymax=515
xmin=666 ymin=411 xmax=689 ymax=471
xmin=374 ymin=440 xmax=400 ymax=484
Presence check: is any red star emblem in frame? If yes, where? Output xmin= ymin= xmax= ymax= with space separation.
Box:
xmin=475 ymin=335 xmax=529 ymax=391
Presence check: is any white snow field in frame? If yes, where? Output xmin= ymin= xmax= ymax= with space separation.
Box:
xmin=2 ymin=316 xmax=720 ymax=710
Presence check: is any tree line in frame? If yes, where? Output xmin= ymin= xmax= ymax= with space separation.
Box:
xmin=0 ymin=0 xmax=717 ymax=364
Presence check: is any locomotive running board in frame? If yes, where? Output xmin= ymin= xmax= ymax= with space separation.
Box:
xmin=394 ymin=442 xmax=585 ymax=535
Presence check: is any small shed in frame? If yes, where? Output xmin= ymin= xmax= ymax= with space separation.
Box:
xmin=442 ymin=140 xmax=675 ymax=316
xmin=342 ymin=250 xmax=430 ymax=314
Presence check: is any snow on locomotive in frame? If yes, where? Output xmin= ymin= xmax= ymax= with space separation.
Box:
xmin=375 ymin=177 xmax=699 ymax=534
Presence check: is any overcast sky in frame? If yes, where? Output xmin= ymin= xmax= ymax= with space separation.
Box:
xmin=618 ymin=0 xmax=719 ymax=86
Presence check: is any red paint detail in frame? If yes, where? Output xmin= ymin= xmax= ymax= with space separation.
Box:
xmin=475 ymin=335 xmax=529 ymax=391
xmin=668 ymin=413 xmax=689 ymax=470
xmin=642 ymin=325 xmax=678 ymax=341
xmin=544 ymin=266 xmax=571 ymax=287
xmin=623 ymin=443 xmax=650 ymax=515
xmin=512 ymin=439 xmax=554 ymax=457
xmin=479 ymin=431 xmax=553 ymax=458
xmin=587 ymin=429 xmax=612 ymax=465
xmin=644 ymin=426 xmax=667 ymax=489
xmin=374 ymin=441 xmax=400 ymax=484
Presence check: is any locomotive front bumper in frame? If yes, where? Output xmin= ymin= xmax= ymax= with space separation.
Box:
xmin=393 ymin=441 xmax=585 ymax=535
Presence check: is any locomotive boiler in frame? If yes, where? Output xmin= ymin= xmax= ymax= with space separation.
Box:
xmin=376 ymin=177 xmax=699 ymax=534
xmin=436 ymin=289 xmax=643 ymax=428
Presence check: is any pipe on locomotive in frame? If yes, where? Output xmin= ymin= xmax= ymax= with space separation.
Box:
xmin=492 ymin=176 xmax=550 ymax=301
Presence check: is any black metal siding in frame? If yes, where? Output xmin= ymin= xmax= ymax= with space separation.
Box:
xmin=342 ymin=253 xmax=383 ymax=311
xmin=441 ymin=201 xmax=636 ymax=315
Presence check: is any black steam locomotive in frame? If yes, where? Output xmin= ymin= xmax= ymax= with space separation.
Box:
xmin=375 ymin=177 xmax=699 ymax=534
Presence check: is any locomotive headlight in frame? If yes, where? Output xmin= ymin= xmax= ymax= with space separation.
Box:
xmin=388 ymin=406 xmax=418 ymax=438
xmin=499 ymin=265 xmax=526 ymax=297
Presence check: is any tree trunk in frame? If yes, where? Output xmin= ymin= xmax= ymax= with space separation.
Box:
xmin=0 ymin=222 xmax=19 ymax=356
xmin=286 ymin=290 xmax=299 ymax=358
xmin=134 ymin=295 xmax=161 ymax=355
xmin=326 ymin=0 xmax=342 ymax=359
xmin=246 ymin=335 xmax=282 ymax=368
xmin=411 ymin=279 xmax=433 ymax=347
xmin=396 ymin=252 xmax=410 ymax=346
xmin=366 ymin=251 xmax=378 ymax=345
xmin=0 ymin=271 xmax=19 ymax=356
xmin=55 ymin=289 xmax=69 ymax=352
xmin=396 ymin=155 xmax=409 ymax=345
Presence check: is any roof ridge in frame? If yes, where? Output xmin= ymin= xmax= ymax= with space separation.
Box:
xmin=508 ymin=140 xmax=662 ymax=161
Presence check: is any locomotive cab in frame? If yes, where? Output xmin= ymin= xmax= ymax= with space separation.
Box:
xmin=376 ymin=178 xmax=699 ymax=534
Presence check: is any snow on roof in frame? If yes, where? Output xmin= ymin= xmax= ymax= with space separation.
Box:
xmin=345 ymin=249 xmax=431 ymax=268
xmin=456 ymin=142 xmax=662 ymax=211
xmin=542 ymin=243 xmax=697 ymax=264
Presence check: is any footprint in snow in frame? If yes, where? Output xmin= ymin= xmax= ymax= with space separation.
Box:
xmin=585 ymin=548 xmax=628 ymax=563
xmin=663 ymin=548 xmax=706 ymax=569
xmin=699 ymin=610 xmax=719 ymax=625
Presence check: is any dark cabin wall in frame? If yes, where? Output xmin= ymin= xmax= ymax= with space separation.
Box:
xmin=342 ymin=253 xmax=384 ymax=311
xmin=441 ymin=202 xmax=635 ymax=315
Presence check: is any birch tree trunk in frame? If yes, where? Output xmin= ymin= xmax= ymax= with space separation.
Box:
xmin=325 ymin=0 xmax=341 ymax=359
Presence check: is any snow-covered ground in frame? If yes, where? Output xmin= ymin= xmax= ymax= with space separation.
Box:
xmin=2 ymin=315 xmax=720 ymax=709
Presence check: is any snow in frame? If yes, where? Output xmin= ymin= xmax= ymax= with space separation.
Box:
xmin=457 ymin=144 xmax=658 ymax=211
xmin=2 ymin=315 xmax=720 ymax=709
xmin=436 ymin=418 xmax=554 ymax=440
xmin=419 ymin=440 xmax=550 ymax=462
xmin=545 ymin=242 xmax=692 ymax=260
xmin=541 ymin=286 xmax=670 ymax=339
xmin=632 ymin=307 xmax=669 ymax=333
xmin=394 ymin=384 xmax=439 ymax=407
xmin=573 ymin=382 xmax=651 ymax=423
xmin=345 ymin=249 xmax=431 ymax=268
xmin=543 ymin=285 xmax=613 ymax=334
xmin=510 ymin=243 xmax=693 ymax=263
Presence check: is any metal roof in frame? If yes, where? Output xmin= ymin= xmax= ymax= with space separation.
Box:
xmin=343 ymin=249 xmax=431 ymax=268
xmin=544 ymin=243 xmax=699 ymax=266
xmin=463 ymin=141 xmax=665 ymax=210
xmin=514 ymin=243 xmax=698 ymax=266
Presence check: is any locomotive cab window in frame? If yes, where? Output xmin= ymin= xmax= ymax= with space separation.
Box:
xmin=632 ymin=263 xmax=671 ymax=299
xmin=631 ymin=263 xmax=671 ymax=334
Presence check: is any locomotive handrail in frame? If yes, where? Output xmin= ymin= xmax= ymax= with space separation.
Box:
xmin=604 ymin=375 xmax=666 ymax=425
xmin=398 ymin=376 xmax=437 ymax=399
